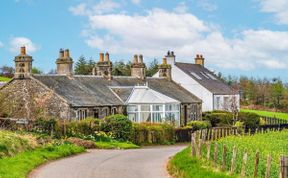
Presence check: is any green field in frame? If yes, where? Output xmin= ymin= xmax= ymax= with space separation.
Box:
xmin=210 ymin=130 xmax=288 ymax=178
xmin=0 ymin=76 xmax=11 ymax=82
xmin=241 ymin=109 xmax=288 ymax=121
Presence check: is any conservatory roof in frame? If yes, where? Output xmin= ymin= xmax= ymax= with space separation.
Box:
xmin=126 ymin=86 xmax=180 ymax=104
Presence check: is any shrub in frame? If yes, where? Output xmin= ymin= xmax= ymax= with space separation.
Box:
xmin=202 ymin=112 xmax=233 ymax=127
xmin=66 ymin=118 xmax=101 ymax=137
xmin=130 ymin=123 xmax=175 ymax=145
xmin=238 ymin=112 xmax=260 ymax=129
xmin=101 ymin=114 xmax=132 ymax=141
xmin=187 ymin=121 xmax=211 ymax=131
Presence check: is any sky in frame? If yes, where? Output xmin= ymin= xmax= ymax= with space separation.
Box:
xmin=0 ymin=0 xmax=288 ymax=81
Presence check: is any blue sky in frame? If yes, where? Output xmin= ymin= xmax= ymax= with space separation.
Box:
xmin=0 ymin=0 xmax=288 ymax=81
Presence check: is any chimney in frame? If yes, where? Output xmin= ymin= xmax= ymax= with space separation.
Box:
xmin=56 ymin=48 xmax=73 ymax=76
xmin=195 ymin=54 xmax=205 ymax=66
xmin=14 ymin=46 xmax=33 ymax=79
xmin=99 ymin=53 xmax=104 ymax=62
xmin=95 ymin=52 xmax=113 ymax=80
xmin=59 ymin=49 xmax=64 ymax=58
xmin=105 ymin=52 xmax=110 ymax=61
xmin=64 ymin=49 xmax=70 ymax=58
xmin=165 ymin=50 xmax=176 ymax=65
xmin=20 ymin=46 xmax=26 ymax=55
xmin=131 ymin=54 xmax=146 ymax=79
xmin=158 ymin=57 xmax=172 ymax=81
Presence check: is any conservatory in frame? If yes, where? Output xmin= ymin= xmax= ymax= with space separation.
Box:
xmin=126 ymin=86 xmax=181 ymax=126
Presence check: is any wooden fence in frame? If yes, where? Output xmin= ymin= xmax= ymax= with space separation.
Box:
xmin=262 ymin=117 xmax=288 ymax=125
xmin=190 ymin=129 xmax=288 ymax=178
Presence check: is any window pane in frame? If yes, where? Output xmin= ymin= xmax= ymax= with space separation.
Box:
xmin=165 ymin=104 xmax=179 ymax=111
xmin=152 ymin=104 xmax=163 ymax=111
xmin=127 ymin=105 xmax=138 ymax=112
xmin=152 ymin=113 xmax=163 ymax=123
xmin=141 ymin=105 xmax=150 ymax=112
xmin=141 ymin=112 xmax=151 ymax=122
xmin=128 ymin=113 xmax=138 ymax=122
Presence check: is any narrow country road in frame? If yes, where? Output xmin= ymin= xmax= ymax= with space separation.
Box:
xmin=29 ymin=145 xmax=185 ymax=178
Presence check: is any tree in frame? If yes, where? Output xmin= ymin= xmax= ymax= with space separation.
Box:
xmin=146 ymin=59 xmax=159 ymax=77
xmin=32 ymin=67 xmax=43 ymax=74
xmin=112 ymin=61 xmax=131 ymax=76
xmin=0 ymin=65 xmax=14 ymax=78
xmin=74 ymin=56 xmax=94 ymax=75
xmin=270 ymin=78 xmax=284 ymax=109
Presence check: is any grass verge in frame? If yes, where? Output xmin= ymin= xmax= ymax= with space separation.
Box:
xmin=0 ymin=76 xmax=11 ymax=82
xmin=241 ymin=109 xmax=288 ymax=120
xmin=168 ymin=147 xmax=234 ymax=178
xmin=95 ymin=140 xmax=139 ymax=149
xmin=0 ymin=144 xmax=85 ymax=178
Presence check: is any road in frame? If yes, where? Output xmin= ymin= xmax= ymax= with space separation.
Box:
xmin=29 ymin=145 xmax=185 ymax=178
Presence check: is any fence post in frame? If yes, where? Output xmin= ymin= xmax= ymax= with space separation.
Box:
xmin=206 ymin=142 xmax=211 ymax=160
xmin=280 ymin=156 xmax=288 ymax=178
xmin=211 ymin=129 xmax=214 ymax=141
xmin=265 ymin=154 xmax=272 ymax=178
xmin=254 ymin=151 xmax=260 ymax=178
xmin=230 ymin=146 xmax=237 ymax=175
xmin=222 ymin=145 xmax=227 ymax=171
xmin=197 ymin=139 xmax=202 ymax=157
xmin=191 ymin=133 xmax=196 ymax=156
xmin=241 ymin=149 xmax=248 ymax=178
xmin=213 ymin=143 xmax=219 ymax=167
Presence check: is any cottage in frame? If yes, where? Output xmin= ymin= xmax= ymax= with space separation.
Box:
xmin=0 ymin=47 xmax=202 ymax=126
xmin=154 ymin=51 xmax=240 ymax=112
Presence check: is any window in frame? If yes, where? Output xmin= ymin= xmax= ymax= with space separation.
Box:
xmin=111 ymin=107 xmax=117 ymax=115
xmin=205 ymin=72 xmax=217 ymax=80
xmin=190 ymin=104 xmax=198 ymax=120
xmin=215 ymin=97 xmax=220 ymax=110
xmin=190 ymin=72 xmax=202 ymax=80
xmin=224 ymin=97 xmax=229 ymax=108
xmin=93 ymin=109 xmax=99 ymax=118
xmin=76 ymin=109 xmax=88 ymax=120
xmin=200 ymin=72 xmax=210 ymax=79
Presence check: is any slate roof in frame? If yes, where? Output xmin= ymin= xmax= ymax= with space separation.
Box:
xmin=175 ymin=63 xmax=238 ymax=95
xmin=32 ymin=75 xmax=201 ymax=107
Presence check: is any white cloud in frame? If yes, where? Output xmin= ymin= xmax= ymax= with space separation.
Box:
xmin=196 ymin=0 xmax=217 ymax=12
xmin=174 ymin=2 xmax=188 ymax=14
xmin=70 ymin=4 xmax=288 ymax=70
xmin=131 ymin=0 xmax=141 ymax=5
xmin=69 ymin=0 xmax=120 ymax=16
xmin=258 ymin=0 xmax=288 ymax=24
xmin=9 ymin=37 xmax=39 ymax=53
xmin=0 ymin=41 xmax=3 ymax=48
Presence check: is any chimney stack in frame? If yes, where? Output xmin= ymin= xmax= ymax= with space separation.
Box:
xmin=195 ymin=54 xmax=205 ymax=66
xmin=158 ymin=57 xmax=172 ymax=81
xmin=131 ymin=54 xmax=146 ymax=79
xmin=99 ymin=53 xmax=104 ymax=62
xmin=20 ymin=46 xmax=26 ymax=55
xmin=56 ymin=48 xmax=73 ymax=76
xmin=165 ymin=50 xmax=176 ymax=65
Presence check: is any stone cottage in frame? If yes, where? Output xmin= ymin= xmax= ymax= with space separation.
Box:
xmin=0 ymin=47 xmax=202 ymax=126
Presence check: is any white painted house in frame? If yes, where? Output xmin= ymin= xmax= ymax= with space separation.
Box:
xmin=154 ymin=51 xmax=240 ymax=112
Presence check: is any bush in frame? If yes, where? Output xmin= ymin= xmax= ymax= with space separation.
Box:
xmin=66 ymin=137 xmax=96 ymax=149
xmin=238 ymin=112 xmax=260 ymax=129
xmin=130 ymin=123 xmax=175 ymax=145
xmin=187 ymin=121 xmax=211 ymax=131
xmin=66 ymin=118 xmax=101 ymax=137
xmin=101 ymin=114 xmax=132 ymax=141
xmin=202 ymin=112 xmax=233 ymax=127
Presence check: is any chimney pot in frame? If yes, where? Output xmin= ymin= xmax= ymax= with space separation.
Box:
xmin=20 ymin=46 xmax=26 ymax=55
xmin=133 ymin=54 xmax=138 ymax=63
xmin=59 ymin=49 xmax=64 ymax=58
xmin=105 ymin=52 xmax=110 ymax=61
xmin=139 ymin=54 xmax=143 ymax=63
xmin=99 ymin=53 xmax=104 ymax=62
xmin=167 ymin=50 xmax=170 ymax=56
xmin=171 ymin=51 xmax=174 ymax=56
xmin=64 ymin=49 xmax=70 ymax=58
xmin=163 ymin=57 xmax=167 ymax=65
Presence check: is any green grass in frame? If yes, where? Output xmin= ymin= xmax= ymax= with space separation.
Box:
xmin=0 ymin=144 xmax=85 ymax=178
xmin=95 ymin=140 xmax=139 ymax=149
xmin=0 ymin=76 xmax=11 ymax=82
xmin=0 ymin=130 xmax=38 ymax=158
xmin=241 ymin=109 xmax=288 ymax=120
xmin=168 ymin=147 xmax=235 ymax=178
xmin=210 ymin=130 xmax=288 ymax=178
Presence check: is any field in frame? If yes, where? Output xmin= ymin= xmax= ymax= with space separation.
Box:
xmin=241 ymin=109 xmax=288 ymax=120
xmin=0 ymin=76 xmax=11 ymax=82
xmin=210 ymin=130 xmax=288 ymax=178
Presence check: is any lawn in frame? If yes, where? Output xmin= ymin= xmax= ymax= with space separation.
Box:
xmin=0 ymin=144 xmax=84 ymax=178
xmin=241 ymin=109 xmax=288 ymax=120
xmin=0 ymin=76 xmax=11 ymax=82
xmin=168 ymin=147 xmax=235 ymax=178
xmin=210 ymin=130 xmax=288 ymax=178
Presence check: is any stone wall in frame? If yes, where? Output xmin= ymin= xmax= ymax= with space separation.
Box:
xmin=0 ymin=78 xmax=70 ymax=120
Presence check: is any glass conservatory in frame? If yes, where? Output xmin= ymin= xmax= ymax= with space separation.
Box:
xmin=126 ymin=86 xmax=180 ymax=126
